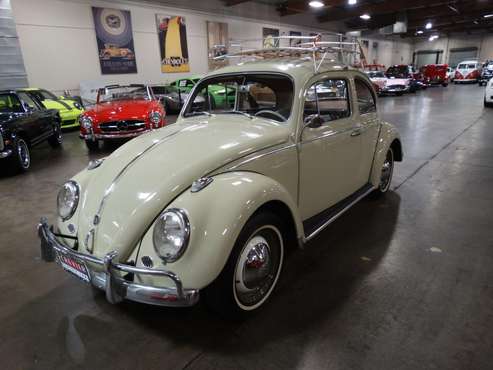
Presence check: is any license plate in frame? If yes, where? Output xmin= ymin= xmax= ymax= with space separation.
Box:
xmin=57 ymin=252 xmax=91 ymax=283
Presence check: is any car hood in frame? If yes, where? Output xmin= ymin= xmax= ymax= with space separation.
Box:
xmin=90 ymin=100 xmax=153 ymax=122
xmin=76 ymin=115 xmax=290 ymax=259
xmin=42 ymin=99 xmax=74 ymax=113
xmin=385 ymin=77 xmax=409 ymax=85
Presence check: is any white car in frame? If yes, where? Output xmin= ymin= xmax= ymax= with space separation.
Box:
xmin=485 ymin=79 xmax=493 ymax=107
xmin=447 ymin=67 xmax=454 ymax=82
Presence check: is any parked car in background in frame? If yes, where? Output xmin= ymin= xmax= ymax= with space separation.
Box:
xmin=454 ymin=60 xmax=480 ymax=83
xmin=385 ymin=65 xmax=424 ymax=93
xmin=151 ymin=84 xmax=205 ymax=114
xmin=79 ymin=84 xmax=166 ymax=151
xmin=38 ymin=56 xmax=403 ymax=318
xmin=485 ymin=79 xmax=493 ymax=107
xmin=19 ymin=88 xmax=84 ymax=129
xmin=479 ymin=60 xmax=493 ymax=86
xmin=0 ymin=90 xmax=62 ymax=172
xmin=364 ymin=70 xmax=393 ymax=95
xmin=420 ymin=64 xmax=449 ymax=87
xmin=447 ymin=67 xmax=455 ymax=82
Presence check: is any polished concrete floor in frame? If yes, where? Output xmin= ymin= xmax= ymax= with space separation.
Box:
xmin=1 ymin=84 xmax=493 ymax=370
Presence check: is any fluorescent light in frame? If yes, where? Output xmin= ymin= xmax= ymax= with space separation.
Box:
xmin=425 ymin=22 xmax=433 ymax=29
xmin=484 ymin=14 xmax=493 ymax=18
xmin=348 ymin=0 xmax=357 ymax=4
xmin=309 ymin=1 xmax=325 ymax=8
xmin=360 ymin=14 xmax=371 ymax=20
xmin=417 ymin=30 xmax=424 ymax=34
xmin=428 ymin=35 xmax=439 ymax=41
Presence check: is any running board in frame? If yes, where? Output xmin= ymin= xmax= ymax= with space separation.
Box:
xmin=303 ymin=184 xmax=374 ymax=242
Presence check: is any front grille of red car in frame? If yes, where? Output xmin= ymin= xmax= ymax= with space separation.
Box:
xmin=99 ymin=120 xmax=146 ymax=133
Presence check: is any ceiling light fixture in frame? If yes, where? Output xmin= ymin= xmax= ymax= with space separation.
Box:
xmin=348 ymin=0 xmax=357 ymax=5
xmin=309 ymin=1 xmax=325 ymax=8
xmin=429 ymin=35 xmax=439 ymax=42
xmin=417 ymin=30 xmax=424 ymax=34
xmin=484 ymin=14 xmax=493 ymax=18
xmin=425 ymin=22 xmax=433 ymax=29
xmin=360 ymin=14 xmax=371 ymax=20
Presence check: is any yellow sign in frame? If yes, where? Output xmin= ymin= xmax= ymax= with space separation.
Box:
xmin=156 ymin=15 xmax=190 ymax=73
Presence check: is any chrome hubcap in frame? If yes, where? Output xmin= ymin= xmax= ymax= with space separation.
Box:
xmin=17 ymin=140 xmax=30 ymax=168
xmin=379 ymin=150 xmax=393 ymax=192
xmin=234 ymin=226 xmax=282 ymax=309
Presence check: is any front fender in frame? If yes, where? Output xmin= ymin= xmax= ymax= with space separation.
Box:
xmin=370 ymin=121 xmax=402 ymax=187
xmin=134 ymin=171 xmax=303 ymax=289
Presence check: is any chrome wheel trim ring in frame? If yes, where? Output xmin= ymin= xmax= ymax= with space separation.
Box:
xmin=379 ymin=148 xmax=394 ymax=192
xmin=233 ymin=225 xmax=283 ymax=311
xmin=17 ymin=139 xmax=30 ymax=169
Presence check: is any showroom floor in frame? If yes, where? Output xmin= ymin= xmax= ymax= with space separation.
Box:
xmin=1 ymin=84 xmax=492 ymax=370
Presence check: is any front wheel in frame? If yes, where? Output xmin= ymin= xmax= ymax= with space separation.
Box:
xmin=372 ymin=148 xmax=394 ymax=197
xmin=10 ymin=138 xmax=31 ymax=173
xmin=204 ymin=212 xmax=285 ymax=319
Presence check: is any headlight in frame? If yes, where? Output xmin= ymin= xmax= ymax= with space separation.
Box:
xmin=57 ymin=181 xmax=79 ymax=221
xmin=80 ymin=116 xmax=93 ymax=130
xmin=153 ymin=208 xmax=190 ymax=263
xmin=73 ymin=101 xmax=82 ymax=110
xmin=149 ymin=111 xmax=162 ymax=125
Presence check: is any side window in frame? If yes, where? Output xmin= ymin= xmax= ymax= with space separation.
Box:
xmin=304 ymin=79 xmax=350 ymax=123
xmin=355 ymin=79 xmax=376 ymax=115
xmin=17 ymin=92 xmax=41 ymax=111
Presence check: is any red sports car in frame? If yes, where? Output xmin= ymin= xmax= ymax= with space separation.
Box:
xmin=79 ymin=84 xmax=166 ymax=150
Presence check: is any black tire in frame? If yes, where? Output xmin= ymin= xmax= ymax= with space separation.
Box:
xmin=85 ymin=139 xmax=99 ymax=151
xmin=9 ymin=138 xmax=31 ymax=173
xmin=48 ymin=122 xmax=63 ymax=148
xmin=203 ymin=212 xmax=285 ymax=319
xmin=485 ymin=99 xmax=493 ymax=108
xmin=396 ymin=92 xmax=404 ymax=96
xmin=371 ymin=147 xmax=394 ymax=198
xmin=442 ymin=83 xmax=448 ymax=87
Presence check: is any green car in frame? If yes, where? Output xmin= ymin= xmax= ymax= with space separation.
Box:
xmin=19 ymin=88 xmax=84 ymax=129
xmin=168 ymin=76 xmax=236 ymax=109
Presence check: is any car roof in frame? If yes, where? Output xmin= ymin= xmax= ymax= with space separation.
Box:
xmin=17 ymin=87 xmax=40 ymax=91
xmin=205 ymin=58 xmax=362 ymax=85
xmin=458 ymin=60 xmax=478 ymax=64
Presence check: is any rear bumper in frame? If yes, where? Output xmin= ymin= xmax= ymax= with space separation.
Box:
xmin=37 ymin=218 xmax=199 ymax=307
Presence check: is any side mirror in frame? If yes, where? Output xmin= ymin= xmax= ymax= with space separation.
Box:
xmin=304 ymin=114 xmax=324 ymax=129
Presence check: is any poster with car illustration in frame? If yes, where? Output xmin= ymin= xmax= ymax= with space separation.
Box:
xmin=91 ymin=7 xmax=137 ymax=74
xmin=156 ymin=15 xmax=190 ymax=73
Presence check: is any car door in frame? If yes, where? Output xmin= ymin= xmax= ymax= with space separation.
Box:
xmin=353 ymin=78 xmax=380 ymax=184
xmin=17 ymin=92 xmax=51 ymax=143
xmin=298 ymin=76 xmax=363 ymax=221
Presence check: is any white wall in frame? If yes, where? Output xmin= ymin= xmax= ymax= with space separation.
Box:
xmin=11 ymin=0 xmax=330 ymax=94
xmin=413 ymin=34 xmax=493 ymax=66
xmin=361 ymin=36 xmax=414 ymax=67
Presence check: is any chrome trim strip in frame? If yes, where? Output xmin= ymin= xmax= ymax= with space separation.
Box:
xmin=304 ymin=185 xmax=375 ymax=242
xmin=300 ymin=126 xmax=354 ymax=145
xmin=227 ymin=143 xmax=297 ymax=170
xmin=0 ymin=149 xmax=12 ymax=158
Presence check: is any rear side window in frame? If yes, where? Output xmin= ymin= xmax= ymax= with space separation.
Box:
xmin=304 ymin=79 xmax=350 ymax=123
xmin=355 ymin=79 xmax=376 ymax=114
xmin=17 ymin=92 xmax=41 ymax=111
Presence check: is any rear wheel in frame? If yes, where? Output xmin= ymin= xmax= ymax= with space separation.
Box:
xmin=204 ymin=212 xmax=285 ymax=319
xmin=9 ymin=138 xmax=31 ymax=173
xmin=85 ymin=139 xmax=99 ymax=151
xmin=48 ymin=121 xmax=62 ymax=148
xmin=372 ymin=148 xmax=394 ymax=197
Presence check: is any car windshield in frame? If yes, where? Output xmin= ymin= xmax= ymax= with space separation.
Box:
xmin=366 ymin=71 xmax=385 ymax=78
xmin=150 ymin=86 xmax=169 ymax=95
xmin=183 ymin=74 xmax=294 ymax=122
xmin=98 ymin=86 xmax=150 ymax=103
xmin=386 ymin=66 xmax=408 ymax=78
xmin=0 ymin=93 xmax=24 ymax=113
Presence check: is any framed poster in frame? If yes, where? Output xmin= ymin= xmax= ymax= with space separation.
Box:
xmin=92 ymin=7 xmax=137 ymax=74
xmin=289 ymin=31 xmax=302 ymax=46
xmin=156 ymin=15 xmax=190 ymax=73
xmin=207 ymin=21 xmax=229 ymax=70
xmin=263 ymin=27 xmax=279 ymax=48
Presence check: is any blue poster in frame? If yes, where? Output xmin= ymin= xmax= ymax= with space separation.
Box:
xmin=92 ymin=7 xmax=137 ymax=74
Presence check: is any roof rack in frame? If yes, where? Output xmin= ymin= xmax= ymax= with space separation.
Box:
xmin=215 ymin=32 xmax=367 ymax=73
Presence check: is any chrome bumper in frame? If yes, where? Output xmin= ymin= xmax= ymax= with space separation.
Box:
xmin=37 ymin=218 xmax=199 ymax=307
xmin=0 ymin=149 xmax=12 ymax=158
xmin=80 ymin=130 xmax=148 ymax=140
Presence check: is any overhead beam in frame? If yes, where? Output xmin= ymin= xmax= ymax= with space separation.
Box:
xmin=318 ymin=0 xmax=458 ymax=23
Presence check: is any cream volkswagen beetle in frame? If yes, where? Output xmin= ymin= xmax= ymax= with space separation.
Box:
xmin=38 ymin=55 xmax=402 ymax=317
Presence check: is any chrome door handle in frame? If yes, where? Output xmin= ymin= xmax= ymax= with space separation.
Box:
xmin=350 ymin=129 xmax=362 ymax=137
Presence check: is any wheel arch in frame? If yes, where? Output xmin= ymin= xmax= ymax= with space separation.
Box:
xmin=133 ymin=171 xmax=303 ymax=290
xmin=370 ymin=122 xmax=402 ymax=187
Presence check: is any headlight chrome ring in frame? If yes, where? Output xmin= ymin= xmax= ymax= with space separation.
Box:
xmin=80 ymin=116 xmax=93 ymax=130
xmin=153 ymin=208 xmax=190 ymax=263
xmin=149 ymin=111 xmax=162 ymax=125
xmin=57 ymin=181 xmax=80 ymax=221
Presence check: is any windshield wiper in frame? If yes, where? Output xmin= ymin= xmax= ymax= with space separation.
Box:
xmin=185 ymin=111 xmax=212 ymax=117
xmin=218 ymin=110 xmax=253 ymax=119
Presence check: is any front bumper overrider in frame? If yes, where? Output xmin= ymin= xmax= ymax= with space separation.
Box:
xmin=37 ymin=218 xmax=199 ymax=307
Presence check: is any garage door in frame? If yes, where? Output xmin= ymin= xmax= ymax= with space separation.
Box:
xmin=448 ymin=47 xmax=478 ymax=68
xmin=415 ymin=51 xmax=442 ymax=68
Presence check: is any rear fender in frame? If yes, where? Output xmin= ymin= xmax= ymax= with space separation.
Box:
xmin=135 ymin=171 xmax=303 ymax=289
xmin=370 ymin=122 xmax=402 ymax=187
